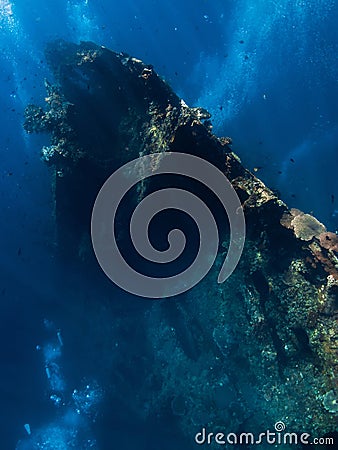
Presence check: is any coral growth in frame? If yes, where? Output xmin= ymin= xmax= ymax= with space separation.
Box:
xmin=24 ymin=80 xmax=83 ymax=170
xmin=319 ymin=232 xmax=338 ymax=253
xmin=291 ymin=212 xmax=326 ymax=241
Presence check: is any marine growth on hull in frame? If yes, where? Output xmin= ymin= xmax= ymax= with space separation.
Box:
xmin=24 ymin=40 xmax=338 ymax=448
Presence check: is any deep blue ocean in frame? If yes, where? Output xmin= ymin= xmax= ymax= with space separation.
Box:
xmin=1 ymin=0 xmax=338 ymax=448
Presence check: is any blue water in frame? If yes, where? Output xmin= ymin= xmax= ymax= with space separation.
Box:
xmin=1 ymin=0 xmax=338 ymax=448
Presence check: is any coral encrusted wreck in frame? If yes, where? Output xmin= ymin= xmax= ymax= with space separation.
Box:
xmin=24 ymin=40 xmax=338 ymax=448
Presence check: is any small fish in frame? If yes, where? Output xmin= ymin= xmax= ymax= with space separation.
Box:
xmin=17 ymin=248 xmax=22 ymax=256
xmin=331 ymin=194 xmax=335 ymax=204
xmin=239 ymin=40 xmax=244 ymax=44
xmin=290 ymin=158 xmax=295 ymax=163
xmin=253 ymin=166 xmax=263 ymax=172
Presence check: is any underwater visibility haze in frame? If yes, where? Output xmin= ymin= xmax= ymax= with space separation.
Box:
xmin=1 ymin=0 xmax=338 ymax=449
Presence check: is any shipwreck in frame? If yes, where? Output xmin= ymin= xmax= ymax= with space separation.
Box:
xmin=24 ymin=40 xmax=338 ymax=448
